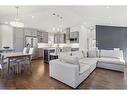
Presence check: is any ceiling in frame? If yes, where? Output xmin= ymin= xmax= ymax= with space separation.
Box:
xmin=0 ymin=6 xmax=127 ymax=32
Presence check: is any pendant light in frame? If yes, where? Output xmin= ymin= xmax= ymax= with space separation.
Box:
xmin=10 ymin=6 xmax=24 ymax=27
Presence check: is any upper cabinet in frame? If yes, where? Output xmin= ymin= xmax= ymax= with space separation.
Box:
xmin=24 ymin=28 xmax=37 ymax=37
xmin=37 ymin=31 xmax=43 ymax=43
xmin=24 ymin=29 xmax=48 ymax=43
xmin=70 ymin=31 xmax=79 ymax=43
xmin=54 ymin=33 xmax=66 ymax=43
xmin=37 ymin=31 xmax=48 ymax=43
xmin=42 ymin=32 xmax=48 ymax=43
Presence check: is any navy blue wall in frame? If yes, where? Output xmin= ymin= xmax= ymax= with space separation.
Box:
xmin=96 ymin=25 xmax=127 ymax=62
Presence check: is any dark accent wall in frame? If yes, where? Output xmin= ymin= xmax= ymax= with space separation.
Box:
xmin=96 ymin=25 xmax=127 ymax=62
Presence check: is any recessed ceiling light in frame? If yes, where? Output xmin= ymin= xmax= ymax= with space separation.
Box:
xmin=53 ymin=13 xmax=56 ymax=15
xmin=106 ymin=6 xmax=110 ymax=8
xmin=32 ymin=16 xmax=35 ymax=19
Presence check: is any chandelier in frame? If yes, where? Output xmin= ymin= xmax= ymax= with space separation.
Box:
xmin=10 ymin=7 xmax=24 ymax=27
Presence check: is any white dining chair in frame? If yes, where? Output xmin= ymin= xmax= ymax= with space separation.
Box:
xmin=0 ymin=58 xmax=15 ymax=78
xmin=21 ymin=47 xmax=33 ymax=63
xmin=29 ymin=48 xmax=34 ymax=55
xmin=21 ymin=48 xmax=34 ymax=73
xmin=9 ymin=47 xmax=29 ymax=74
xmin=10 ymin=47 xmax=28 ymax=73
xmin=23 ymin=47 xmax=28 ymax=54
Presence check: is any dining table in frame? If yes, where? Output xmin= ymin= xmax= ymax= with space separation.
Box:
xmin=1 ymin=52 xmax=32 ymax=75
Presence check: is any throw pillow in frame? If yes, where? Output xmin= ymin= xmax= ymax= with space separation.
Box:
xmin=59 ymin=55 xmax=79 ymax=65
xmin=88 ymin=50 xmax=97 ymax=58
xmin=71 ymin=51 xmax=84 ymax=59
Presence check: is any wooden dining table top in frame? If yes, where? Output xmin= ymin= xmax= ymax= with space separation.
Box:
xmin=1 ymin=52 xmax=31 ymax=58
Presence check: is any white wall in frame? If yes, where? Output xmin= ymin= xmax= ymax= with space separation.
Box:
xmin=48 ymin=32 xmax=54 ymax=45
xmin=79 ymin=25 xmax=88 ymax=52
xmin=0 ymin=30 xmax=1 ymax=48
xmin=87 ymin=25 xmax=96 ymax=51
xmin=0 ymin=24 xmax=13 ymax=48
xmin=69 ymin=23 xmax=96 ymax=52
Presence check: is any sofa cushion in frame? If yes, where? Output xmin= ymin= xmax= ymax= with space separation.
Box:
xmin=100 ymin=50 xmax=124 ymax=59
xmin=79 ymin=63 xmax=90 ymax=74
xmin=79 ymin=58 xmax=98 ymax=66
xmin=82 ymin=50 xmax=87 ymax=57
xmin=58 ymin=52 xmax=72 ymax=59
xmin=71 ymin=51 xmax=84 ymax=59
xmin=98 ymin=58 xmax=125 ymax=65
xmin=96 ymin=50 xmax=100 ymax=58
xmin=59 ymin=55 xmax=79 ymax=65
xmin=88 ymin=50 xmax=97 ymax=58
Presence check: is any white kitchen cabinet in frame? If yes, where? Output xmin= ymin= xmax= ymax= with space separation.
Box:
xmin=42 ymin=32 xmax=48 ymax=43
xmin=38 ymin=48 xmax=44 ymax=58
xmin=32 ymin=30 xmax=37 ymax=36
xmin=54 ymin=33 xmax=66 ymax=43
xmin=37 ymin=31 xmax=48 ymax=43
xmin=24 ymin=29 xmax=32 ymax=36
xmin=24 ymin=28 xmax=37 ymax=37
xmin=70 ymin=31 xmax=79 ymax=43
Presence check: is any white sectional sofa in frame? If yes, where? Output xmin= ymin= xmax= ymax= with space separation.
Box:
xmin=97 ymin=50 xmax=125 ymax=72
xmin=49 ymin=50 xmax=125 ymax=88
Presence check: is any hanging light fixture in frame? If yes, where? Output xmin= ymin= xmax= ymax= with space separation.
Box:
xmin=10 ymin=6 xmax=24 ymax=27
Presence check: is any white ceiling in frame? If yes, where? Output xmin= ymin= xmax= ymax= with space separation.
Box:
xmin=0 ymin=6 xmax=127 ymax=32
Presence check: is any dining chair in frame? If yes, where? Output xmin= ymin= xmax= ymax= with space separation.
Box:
xmin=29 ymin=48 xmax=34 ymax=55
xmin=9 ymin=47 xmax=28 ymax=74
xmin=21 ymin=48 xmax=34 ymax=74
xmin=9 ymin=47 xmax=29 ymax=74
xmin=0 ymin=59 xmax=9 ymax=78
xmin=0 ymin=58 xmax=15 ymax=78
xmin=23 ymin=47 xmax=28 ymax=54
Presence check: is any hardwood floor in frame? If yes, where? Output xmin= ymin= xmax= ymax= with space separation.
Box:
xmin=0 ymin=58 xmax=127 ymax=89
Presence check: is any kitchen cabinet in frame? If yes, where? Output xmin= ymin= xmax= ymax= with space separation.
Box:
xmin=54 ymin=33 xmax=66 ymax=43
xmin=37 ymin=31 xmax=48 ymax=43
xmin=24 ymin=29 xmax=48 ymax=43
xmin=44 ymin=48 xmax=55 ymax=63
xmin=32 ymin=30 xmax=37 ymax=36
xmin=70 ymin=31 xmax=79 ymax=43
xmin=24 ymin=29 xmax=32 ymax=36
xmin=42 ymin=32 xmax=48 ymax=43
xmin=54 ymin=34 xmax=59 ymax=43
xmin=24 ymin=28 xmax=37 ymax=37
xmin=37 ymin=31 xmax=43 ymax=43
xmin=38 ymin=48 xmax=44 ymax=58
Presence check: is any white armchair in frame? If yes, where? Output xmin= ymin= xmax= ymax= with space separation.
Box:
xmin=49 ymin=59 xmax=79 ymax=88
xmin=49 ymin=59 xmax=92 ymax=88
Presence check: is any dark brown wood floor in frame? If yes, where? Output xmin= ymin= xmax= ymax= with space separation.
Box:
xmin=0 ymin=58 xmax=127 ymax=89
